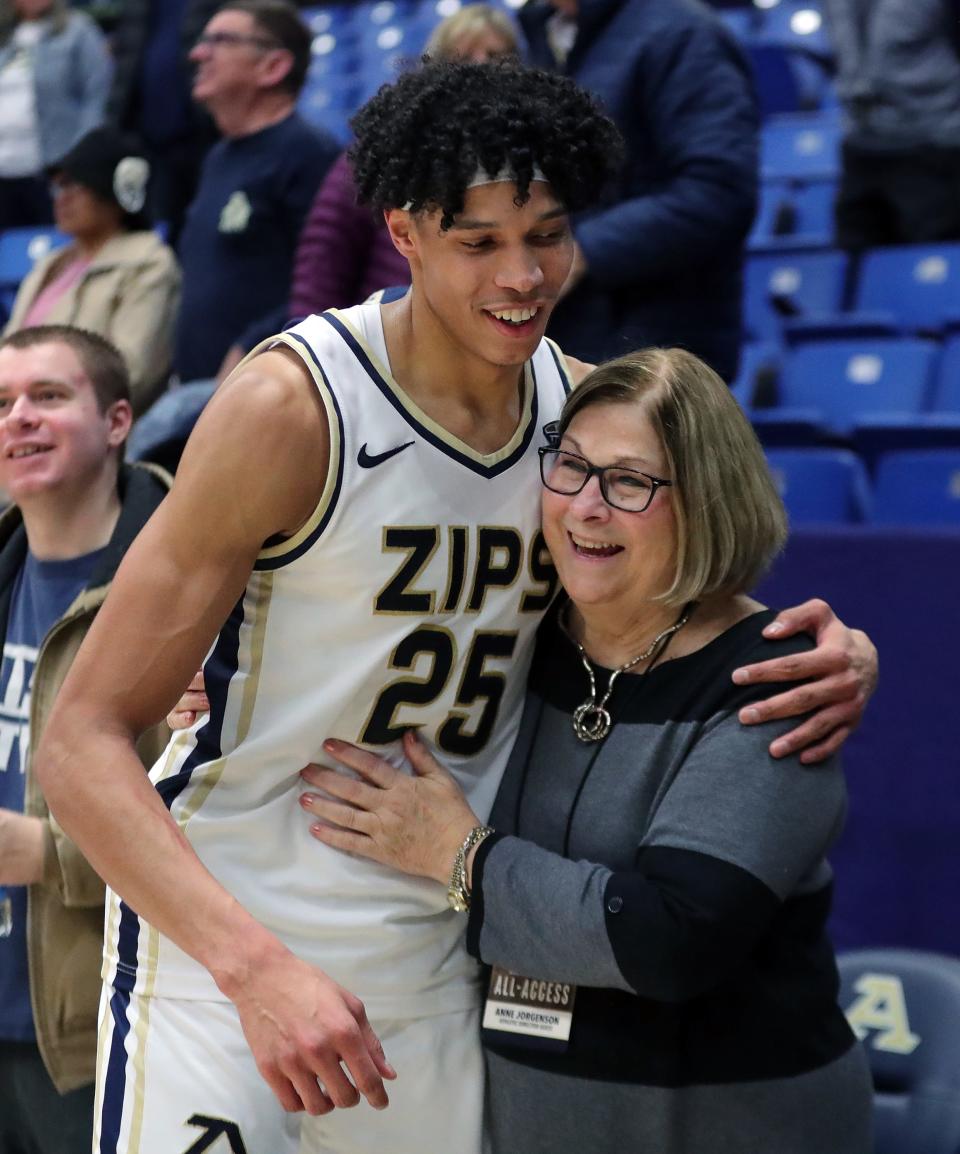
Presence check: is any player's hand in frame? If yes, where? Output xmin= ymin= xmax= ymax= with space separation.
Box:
xmin=732 ymin=598 xmax=878 ymax=764
xmin=300 ymin=730 xmax=478 ymax=885
xmin=167 ymin=671 xmax=208 ymax=730
xmin=228 ymin=943 xmax=396 ymax=1115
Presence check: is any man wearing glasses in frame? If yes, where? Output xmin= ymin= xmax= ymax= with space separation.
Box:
xmin=173 ymin=0 xmax=338 ymax=389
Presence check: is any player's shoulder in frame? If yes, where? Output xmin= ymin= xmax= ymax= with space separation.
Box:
xmin=175 ymin=349 xmax=330 ymax=538
xmin=220 ymin=345 xmax=319 ymax=415
xmin=188 ymin=347 xmax=329 ymax=478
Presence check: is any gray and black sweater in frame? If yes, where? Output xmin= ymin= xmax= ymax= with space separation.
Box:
xmin=468 ymin=607 xmax=867 ymax=1111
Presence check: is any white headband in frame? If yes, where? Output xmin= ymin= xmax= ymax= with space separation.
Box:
xmin=466 ymin=163 xmax=548 ymax=188
xmin=401 ymin=163 xmax=549 ymax=211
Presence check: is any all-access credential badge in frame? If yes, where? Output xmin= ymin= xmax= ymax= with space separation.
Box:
xmin=482 ymin=965 xmax=577 ymax=1043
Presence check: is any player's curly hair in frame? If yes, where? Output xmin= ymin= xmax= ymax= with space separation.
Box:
xmin=348 ymin=60 xmax=624 ymax=228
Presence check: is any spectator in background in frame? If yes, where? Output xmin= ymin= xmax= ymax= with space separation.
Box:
xmin=519 ymin=0 xmax=758 ymax=381
xmin=823 ymin=0 xmax=960 ymax=250
xmin=289 ymin=3 xmax=520 ymax=320
xmin=423 ymin=1 xmax=519 ymax=62
xmin=174 ymin=0 xmax=338 ymax=386
xmin=0 ymin=0 xmax=111 ymax=228
xmin=0 ymin=326 xmax=170 ymax=1154
xmin=106 ymin=0 xmax=221 ymax=246
xmin=4 ymin=128 xmax=180 ymax=415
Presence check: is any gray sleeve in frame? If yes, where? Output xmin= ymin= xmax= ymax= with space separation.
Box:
xmin=641 ymin=708 xmax=846 ymax=901
xmin=472 ymin=709 xmax=845 ymax=994
xmin=474 ymin=835 xmax=628 ymax=990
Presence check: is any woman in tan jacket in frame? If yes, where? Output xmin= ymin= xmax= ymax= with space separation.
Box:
xmin=4 ymin=127 xmax=180 ymax=414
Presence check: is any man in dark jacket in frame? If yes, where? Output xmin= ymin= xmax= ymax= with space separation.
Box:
xmin=0 ymin=325 xmax=169 ymax=1154
xmin=174 ymin=0 xmax=338 ymax=384
xmin=106 ymin=0 xmax=222 ymax=243
xmin=520 ymin=0 xmax=759 ymax=380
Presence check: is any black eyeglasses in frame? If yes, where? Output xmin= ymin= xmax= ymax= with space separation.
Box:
xmin=194 ymin=31 xmax=280 ymax=51
xmin=538 ymin=447 xmax=673 ymax=513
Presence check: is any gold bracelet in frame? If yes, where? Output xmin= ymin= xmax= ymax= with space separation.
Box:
xmin=447 ymin=825 xmax=494 ymax=912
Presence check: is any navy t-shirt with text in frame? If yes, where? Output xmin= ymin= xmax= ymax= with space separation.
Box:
xmin=0 ymin=546 xmax=107 ymax=1041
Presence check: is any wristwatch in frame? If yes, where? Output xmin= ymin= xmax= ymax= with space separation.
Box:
xmin=447 ymin=825 xmax=494 ymax=912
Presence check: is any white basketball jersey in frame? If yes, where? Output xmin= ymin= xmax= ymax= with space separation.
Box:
xmin=103 ymin=304 xmax=572 ymax=1017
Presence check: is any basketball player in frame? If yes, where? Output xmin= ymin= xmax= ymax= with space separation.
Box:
xmin=34 ymin=61 xmax=877 ymax=1154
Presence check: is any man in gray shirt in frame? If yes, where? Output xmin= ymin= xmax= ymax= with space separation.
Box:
xmin=823 ymin=0 xmax=960 ymax=247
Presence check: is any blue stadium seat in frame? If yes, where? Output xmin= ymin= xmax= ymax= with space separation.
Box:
xmin=760 ymin=111 xmax=841 ymax=182
xmin=871 ymin=451 xmax=960 ymax=526
xmin=755 ymin=337 xmax=939 ymax=439
xmin=306 ymin=33 xmax=361 ymax=81
xmin=301 ymin=4 xmax=360 ymax=42
xmin=746 ymin=43 xmax=804 ymax=116
xmin=838 ymin=949 xmax=960 ymax=1153
xmin=302 ymin=5 xmax=364 ymax=133
xmin=750 ymin=0 xmax=833 ymax=113
xmin=785 ymin=242 xmax=960 ymax=344
xmin=730 ymin=340 xmax=780 ymax=409
xmin=354 ymin=53 xmax=408 ymax=105
xmin=851 ymin=413 xmax=960 ymax=469
xmin=784 ymin=49 xmax=833 ymax=110
xmin=932 ymin=334 xmax=960 ymax=413
xmin=857 ymin=243 xmax=960 ymax=335
xmin=766 ymin=447 xmax=871 ymax=523
xmin=850 ymin=336 xmax=960 ymax=466
xmin=0 ymin=226 xmax=69 ymax=314
xmin=748 ymin=179 xmax=835 ymax=252
xmin=298 ymin=76 xmax=359 ymax=143
xmin=348 ymin=0 xmax=438 ymax=105
xmin=744 ymin=249 xmax=847 ymax=342
xmin=355 ymin=0 xmax=434 ymax=57
xmin=755 ymin=0 xmax=832 ymax=60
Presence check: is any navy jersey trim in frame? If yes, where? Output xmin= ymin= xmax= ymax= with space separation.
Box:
xmin=321 ymin=312 xmax=541 ymax=479
xmin=98 ymin=986 xmax=133 ymax=1154
xmin=254 ymin=331 xmax=346 ymax=571
xmin=545 ymin=339 xmax=574 ymax=396
xmin=110 ymin=595 xmax=245 ymax=1000
xmin=155 ymin=595 xmax=245 ymax=810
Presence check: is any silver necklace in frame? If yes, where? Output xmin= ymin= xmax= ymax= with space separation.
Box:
xmin=568 ymin=606 xmax=693 ymax=743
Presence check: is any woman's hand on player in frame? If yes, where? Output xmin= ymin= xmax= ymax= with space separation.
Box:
xmin=167 ymin=671 xmax=209 ymax=730
xmin=300 ymin=730 xmax=478 ymax=886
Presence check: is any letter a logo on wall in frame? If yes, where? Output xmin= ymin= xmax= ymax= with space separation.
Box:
xmin=845 ymin=973 xmax=921 ymax=1054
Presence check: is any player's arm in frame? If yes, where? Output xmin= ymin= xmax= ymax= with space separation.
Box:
xmin=733 ymin=599 xmax=878 ymax=764
xmin=34 ymin=350 xmax=393 ymax=1115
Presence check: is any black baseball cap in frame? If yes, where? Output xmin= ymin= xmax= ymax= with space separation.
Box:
xmin=48 ymin=128 xmax=152 ymax=230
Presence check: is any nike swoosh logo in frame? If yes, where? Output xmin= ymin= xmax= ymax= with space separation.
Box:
xmin=357 ymin=441 xmax=415 ymax=468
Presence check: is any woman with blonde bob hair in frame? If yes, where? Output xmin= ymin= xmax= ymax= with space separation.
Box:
xmin=559 ymin=347 xmax=788 ymax=607
xmin=424 ymin=2 xmax=519 ymax=62
xmin=301 ymin=348 xmax=874 ymax=1153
